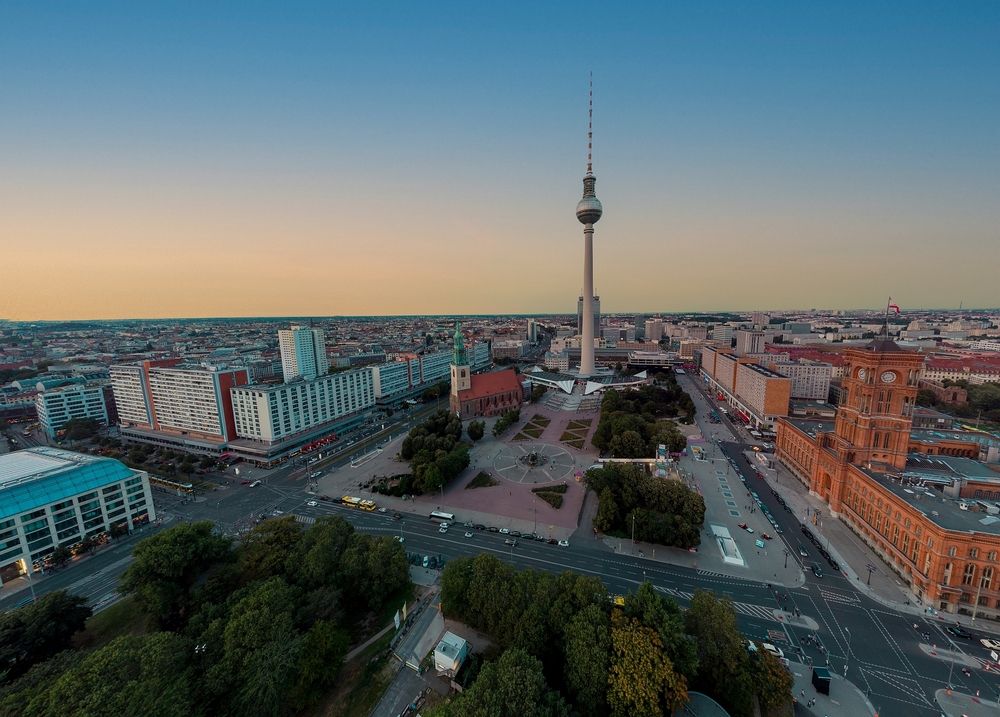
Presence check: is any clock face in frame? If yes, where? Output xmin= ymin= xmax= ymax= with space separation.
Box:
xmin=881 ymin=371 xmax=897 ymax=384
xmin=857 ymin=368 xmax=867 ymax=380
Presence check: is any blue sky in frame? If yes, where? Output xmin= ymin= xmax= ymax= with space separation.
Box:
xmin=2 ymin=2 xmax=998 ymax=319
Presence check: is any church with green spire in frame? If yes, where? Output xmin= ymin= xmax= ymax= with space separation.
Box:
xmin=449 ymin=321 xmax=523 ymax=418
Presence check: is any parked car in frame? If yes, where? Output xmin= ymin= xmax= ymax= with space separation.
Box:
xmin=762 ymin=643 xmax=784 ymax=659
xmin=473 ymin=524 xmax=486 ymax=530
xmin=393 ymin=512 xmax=402 ymax=520
xmin=438 ymin=525 xmax=448 ymax=534
xmin=827 ymin=558 xmax=840 ymax=572
xmin=761 ymin=533 xmax=773 ymax=540
xmin=464 ymin=532 xmax=473 ymax=538
xmin=510 ymin=531 xmax=522 ymax=538
xmin=488 ymin=526 xmax=500 ymax=533
xmin=980 ymin=638 xmax=1000 ymax=650
xmin=499 ymin=527 xmax=510 ymax=534
xmin=558 ymin=539 xmax=570 ymax=547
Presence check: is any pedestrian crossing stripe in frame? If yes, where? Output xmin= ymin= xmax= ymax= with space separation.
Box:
xmin=818 ymin=588 xmax=860 ymax=605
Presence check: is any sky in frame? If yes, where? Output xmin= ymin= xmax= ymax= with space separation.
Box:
xmin=1 ymin=1 xmax=998 ymax=320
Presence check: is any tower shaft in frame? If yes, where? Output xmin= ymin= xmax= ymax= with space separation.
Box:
xmin=580 ymin=227 xmax=595 ymax=376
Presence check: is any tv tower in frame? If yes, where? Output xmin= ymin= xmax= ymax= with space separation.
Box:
xmin=576 ymin=74 xmax=603 ymax=376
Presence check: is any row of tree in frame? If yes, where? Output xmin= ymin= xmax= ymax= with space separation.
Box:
xmin=589 ymin=462 xmax=705 ymax=548
xmin=0 ymin=516 xmax=410 ymax=717
xmin=918 ymin=380 xmax=1000 ymax=424
xmin=492 ymin=408 xmax=521 ymax=437
xmin=399 ymin=410 xmax=471 ymax=494
xmin=592 ymin=384 xmax=692 ymax=458
xmin=434 ymin=555 xmax=792 ymax=717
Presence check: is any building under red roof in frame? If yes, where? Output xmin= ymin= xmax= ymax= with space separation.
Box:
xmin=453 ymin=368 xmax=523 ymax=419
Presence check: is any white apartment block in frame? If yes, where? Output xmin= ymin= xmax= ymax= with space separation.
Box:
xmin=145 ymin=365 xmax=247 ymax=441
xmin=769 ymin=361 xmax=833 ymax=400
xmin=735 ymin=330 xmax=765 ymax=355
xmin=35 ymin=384 xmax=108 ymax=439
xmin=231 ymin=368 xmax=375 ymax=443
xmin=279 ymin=326 xmax=329 ymax=382
xmin=109 ymin=364 xmax=152 ymax=426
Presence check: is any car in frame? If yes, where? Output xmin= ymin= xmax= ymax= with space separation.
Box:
xmin=504 ymin=538 xmax=518 ymax=546
xmin=827 ymin=558 xmax=840 ymax=572
xmin=488 ymin=526 xmax=500 ymax=533
xmin=947 ymin=625 xmax=973 ymax=640
xmin=249 ymin=480 xmax=262 ymax=487
xmin=306 ymin=500 xmax=318 ymax=507
xmin=309 ymin=471 xmax=323 ymax=479
xmin=981 ymin=638 xmax=1000 ymax=650
xmin=558 ymin=539 xmax=570 ymax=547
xmin=464 ymin=531 xmax=473 ymax=538
xmin=510 ymin=531 xmax=522 ymax=538
xmin=439 ymin=522 xmax=450 ymax=529
xmin=746 ymin=639 xmax=759 ymax=653
xmin=422 ymin=555 xmax=430 ymax=568
xmin=240 ymin=479 xmax=251 ymax=485
xmin=534 ymin=534 xmax=547 ymax=542
xmin=473 ymin=524 xmax=486 ymax=530
xmin=499 ymin=527 xmax=510 ymax=534
xmin=744 ymin=526 xmax=754 ymax=534
xmin=774 ymin=525 xmax=783 ymax=534
xmin=464 ymin=521 xmax=474 ymax=528
xmin=438 ymin=526 xmax=448 ymax=534
xmin=761 ymin=533 xmax=773 ymax=540
xmin=378 ymin=507 xmax=387 ymax=513
xmin=762 ymin=643 xmax=784 ymax=659
xmin=522 ymin=533 xmax=536 ymax=541
xmin=393 ymin=512 xmax=402 ymax=520
xmin=738 ymin=522 xmax=748 ymax=530
xmin=395 ymin=536 xmax=404 ymax=543
xmin=547 ymin=538 xmax=558 ymax=544
xmin=798 ymin=546 xmax=809 ymax=557
xmin=811 ymin=563 xmax=824 ymax=578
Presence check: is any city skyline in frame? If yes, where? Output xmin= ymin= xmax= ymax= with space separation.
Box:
xmin=3 ymin=2 xmax=999 ymax=321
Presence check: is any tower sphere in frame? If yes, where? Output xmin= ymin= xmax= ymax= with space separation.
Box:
xmin=576 ymin=195 xmax=603 ymax=225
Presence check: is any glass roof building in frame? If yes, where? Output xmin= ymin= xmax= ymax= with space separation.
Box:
xmin=0 ymin=447 xmax=155 ymax=584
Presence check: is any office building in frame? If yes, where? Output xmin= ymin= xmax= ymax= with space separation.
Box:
xmin=0 ymin=447 xmax=155 ymax=583
xmin=35 ymin=384 xmax=108 ymax=439
xmin=526 ymin=319 xmax=539 ymax=343
xmin=644 ymin=319 xmax=665 ymax=341
xmin=230 ymin=368 xmax=375 ymax=443
xmin=492 ymin=340 xmax=527 ymax=361
xmin=751 ymin=311 xmax=771 ymax=328
xmin=735 ymin=330 xmax=765 ymax=356
xmin=279 ymin=326 xmax=329 ymax=381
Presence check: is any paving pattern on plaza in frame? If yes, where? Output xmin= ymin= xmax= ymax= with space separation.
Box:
xmin=493 ymin=441 xmax=577 ymax=484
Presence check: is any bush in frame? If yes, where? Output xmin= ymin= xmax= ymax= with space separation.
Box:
xmin=492 ymin=408 xmax=521 ymax=437
xmin=466 ymin=472 xmax=499 ymax=489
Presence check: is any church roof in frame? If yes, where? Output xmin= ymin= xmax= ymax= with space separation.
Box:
xmin=458 ymin=369 xmax=522 ymax=401
xmin=865 ymin=338 xmax=906 ymax=353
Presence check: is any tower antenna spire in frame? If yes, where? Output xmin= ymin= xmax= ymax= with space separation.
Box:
xmin=587 ymin=71 xmax=593 ymax=176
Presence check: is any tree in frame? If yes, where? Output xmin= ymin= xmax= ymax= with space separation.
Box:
xmin=594 ymin=488 xmax=619 ymax=533
xmin=427 ymin=648 xmax=569 ymax=717
xmin=530 ymin=385 xmax=547 ymax=403
xmin=0 ymin=591 xmax=92 ymax=681
xmin=624 ymin=582 xmax=698 ymax=679
xmin=49 ymin=545 xmax=72 ymax=568
xmin=61 ymin=418 xmax=100 ymax=441
xmin=237 ymin=516 xmax=303 ymax=583
xmin=288 ymin=621 xmax=349 ymax=709
xmin=23 ymin=633 xmax=194 ymax=717
xmin=467 ymin=420 xmax=485 ymax=442
xmin=119 ymin=521 xmax=232 ymax=629
xmin=607 ymin=610 xmax=688 ymax=717
xmin=609 ymin=430 xmax=646 ymax=458
xmin=684 ymin=591 xmax=754 ymax=716
xmin=753 ymin=648 xmax=794 ymax=716
xmin=562 ymin=605 xmax=610 ymax=716
xmin=338 ymin=534 xmax=409 ymax=610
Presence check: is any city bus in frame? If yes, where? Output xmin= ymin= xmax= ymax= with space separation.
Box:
xmin=341 ymin=495 xmax=377 ymax=511
xmin=429 ymin=510 xmax=455 ymax=523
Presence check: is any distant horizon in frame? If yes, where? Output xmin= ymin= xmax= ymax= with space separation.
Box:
xmin=2 ymin=306 xmax=998 ymax=325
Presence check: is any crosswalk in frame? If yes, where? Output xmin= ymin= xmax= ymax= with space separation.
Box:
xmin=656 ymin=585 xmax=779 ymax=622
xmin=818 ymin=587 xmax=861 ymax=605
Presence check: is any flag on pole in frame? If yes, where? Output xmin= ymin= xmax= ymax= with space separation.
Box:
xmin=888 ymin=302 xmax=900 ymax=314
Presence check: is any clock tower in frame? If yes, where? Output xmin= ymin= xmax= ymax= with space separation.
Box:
xmin=449 ymin=322 xmax=471 ymax=415
xmin=831 ymin=340 xmax=925 ymax=471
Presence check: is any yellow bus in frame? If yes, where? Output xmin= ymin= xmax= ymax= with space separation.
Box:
xmin=341 ymin=495 xmax=377 ymax=511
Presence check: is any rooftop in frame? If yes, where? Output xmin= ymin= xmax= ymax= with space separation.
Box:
xmin=0 ymin=447 xmax=138 ymax=521
xmin=459 ymin=369 xmax=522 ymax=401
xmin=857 ymin=465 xmax=1000 ymax=535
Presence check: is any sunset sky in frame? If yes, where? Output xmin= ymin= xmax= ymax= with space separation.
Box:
xmin=2 ymin=2 xmax=998 ymax=320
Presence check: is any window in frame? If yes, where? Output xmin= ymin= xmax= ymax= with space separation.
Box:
xmin=962 ymin=564 xmax=976 ymax=586
xmin=948 ymin=546 xmax=957 ymax=557
xmin=981 ymin=567 xmax=993 ymax=590
xmin=969 ymin=548 xmax=979 ymax=559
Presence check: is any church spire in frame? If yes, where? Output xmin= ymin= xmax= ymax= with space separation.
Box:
xmin=452 ymin=321 xmax=468 ymax=366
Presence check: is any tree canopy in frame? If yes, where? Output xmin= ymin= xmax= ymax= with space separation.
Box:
xmin=592 ymin=383 xmax=693 ymax=458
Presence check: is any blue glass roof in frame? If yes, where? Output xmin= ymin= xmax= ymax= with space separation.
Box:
xmin=0 ymin=448 xmax=136 ymax=521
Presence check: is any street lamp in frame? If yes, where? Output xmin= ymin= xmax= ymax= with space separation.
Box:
xmin=783 ymin=548 xmax=789 ymax=569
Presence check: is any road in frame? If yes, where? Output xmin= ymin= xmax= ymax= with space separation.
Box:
xmin=4 ymin=387 xmax=1000 ymax=716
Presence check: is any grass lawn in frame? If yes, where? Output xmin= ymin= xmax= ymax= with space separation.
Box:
xmin=529 ymin=414 xmax=551 ymax=426
xmin=521 ymin=426 xmax=543 ymax=438
xmin=566 ymin=419 xmax=592 ymax=430
xmin=533 ymin=483 xmax=568 ymax=495
xmin=73 ymin=596 xmax=150 ymax=650
xmin=512 ymin=432 xmax=530 ymax=441
xmin=565 ymin=438 xmax=585 ymax=449
xmin=466 ymin=471 xmax=499 ymax=489
xmin=559 ymin=430 xmax=584 ymax=442
xmin=532 ymin=491 xmax=563 ymax=509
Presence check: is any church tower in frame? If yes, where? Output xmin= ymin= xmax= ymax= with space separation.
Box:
xmin=449 ymin=322 xmax=471 ymax=414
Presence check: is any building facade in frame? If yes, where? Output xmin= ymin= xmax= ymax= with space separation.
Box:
xmin=735 ymin=330 xmax=765 ymax=355
xmin=577 ymin=295 xmax=601 ymax=338
xmin=230 ymin=368 xmax=375 ymax=443
xmin=0 ymin=447 xmax=155 ymax=583
xmin=776 ymin=340 xmax=1000 ymax=616
xmin=279 ymin=326 xmax=329 ymax=381
xmin=35 ymin=384 xmax=109 ymax=439
xmin=450 ymin=323 xmax=522 ymax=418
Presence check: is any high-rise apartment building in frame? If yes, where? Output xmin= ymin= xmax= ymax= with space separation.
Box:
xmin=112 ymin=361 xmax=249 ymax=446
xmin=279 ymin=326 xmax=329 ymax=382
xmin=644 ymin=319 xmax=664 ymax=341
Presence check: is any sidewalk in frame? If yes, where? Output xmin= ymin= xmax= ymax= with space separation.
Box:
xmin=935 ymin=687 xmax=1000 ymax=717
xmin=790 ymin=661 xmax=876 ymax=716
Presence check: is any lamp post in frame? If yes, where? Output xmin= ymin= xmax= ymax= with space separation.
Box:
xmin=783 ymin=548 xmax=789 ymax=569
xmin=631 ymin=513 xmax=636 ymax=552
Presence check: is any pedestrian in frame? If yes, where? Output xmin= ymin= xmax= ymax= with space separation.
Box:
xmin=800 ymin=690 xmax=805 ymax=699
